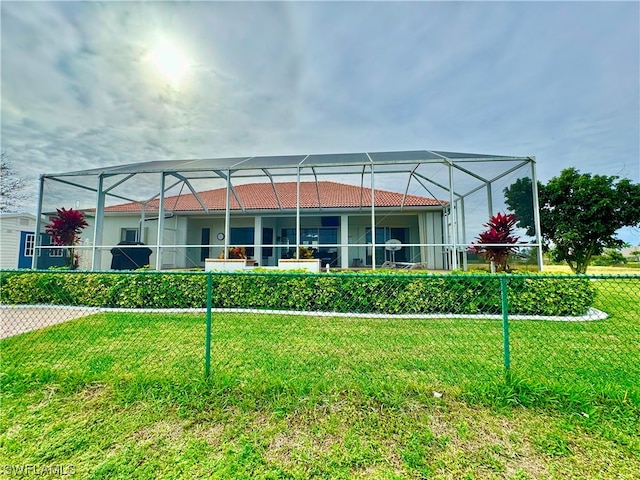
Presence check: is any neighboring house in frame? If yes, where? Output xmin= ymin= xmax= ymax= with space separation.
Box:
xmin=0 ymin=213 xmax=66 ymax=269
xmin=621 ymin=246 xmax=640 ymax=262
xmin=92 ymin=181 xmax=447 ymax=270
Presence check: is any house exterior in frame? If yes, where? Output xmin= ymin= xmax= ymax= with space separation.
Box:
xmin=0 ymin=213 xmax=66 ymax=269
xmin=33 ymin=150 xmax=543 ymax=271
xmin=0 ymin=213 xmax=37 ymax=269
xmin=92 ymin=181 xmax=447 ymax=270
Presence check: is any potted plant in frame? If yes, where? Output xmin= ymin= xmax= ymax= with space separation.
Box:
xmin=298 ymin=246 xmax=316 ymax=259
xmin=219 ymin=246 xmax=247 ymax=259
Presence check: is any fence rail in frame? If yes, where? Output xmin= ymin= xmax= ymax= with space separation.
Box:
xmin=1 ymin=270 xmax=638 ymax=404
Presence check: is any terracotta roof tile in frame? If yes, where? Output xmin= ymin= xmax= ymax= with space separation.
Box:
xmin=104 ymin=181 xmax=445 ymax=213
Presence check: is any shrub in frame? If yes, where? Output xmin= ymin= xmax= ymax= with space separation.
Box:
xmin=469 ymin=212 xmax=520 ymax=272
xmin=504 ymin=273 xmax=596 ymax=316
xmin=591 ymin=249 xmax=627 ymax=266
xmin=108 ymin=273 xmax=207 ymax=308
xmin=44 ymin=208 xmax=88 ymax=270
xmin=0 ymin=270 xmax=596 ymax=316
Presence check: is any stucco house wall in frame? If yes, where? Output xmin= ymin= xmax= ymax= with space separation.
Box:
xmin=82 ymin=181 xmax=447 ymax=271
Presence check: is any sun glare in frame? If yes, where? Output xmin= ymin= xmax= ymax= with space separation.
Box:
xmin=147 ymin=39 xmax=190 ymax=86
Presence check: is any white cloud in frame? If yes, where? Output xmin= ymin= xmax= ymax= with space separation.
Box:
xmin=1 ymin=0 xmax=637 ymax=217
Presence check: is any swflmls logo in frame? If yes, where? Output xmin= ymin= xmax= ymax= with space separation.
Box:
xmin=2 ymin=464 xmax=76 ymax=476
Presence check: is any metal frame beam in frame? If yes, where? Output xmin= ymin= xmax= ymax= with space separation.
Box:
xmin=170 ymin=173 xmax=210 ymax=215
xmin=32 ymin=176 xmax=45 ymax=269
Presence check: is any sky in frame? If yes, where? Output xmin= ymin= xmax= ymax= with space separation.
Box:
xmin=1 ymin=1 xmax=639 ymax=243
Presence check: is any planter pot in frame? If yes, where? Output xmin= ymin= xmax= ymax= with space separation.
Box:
xmin=205 ymin=258 xmax=247 ymax=272
xmin=278 ymin=259 xmax=321 ymax=273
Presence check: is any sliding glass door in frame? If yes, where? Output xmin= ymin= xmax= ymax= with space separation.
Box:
xmin=365 ymin=227 xmax=409 ymax=266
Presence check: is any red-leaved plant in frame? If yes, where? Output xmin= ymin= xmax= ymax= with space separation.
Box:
xmin=45 ymin=207 xmax=88 ymax=269
xmin=470 ymin=212 xmax=520 ymax=272
xmin=219 ymin=246 xmax=247 ymax=259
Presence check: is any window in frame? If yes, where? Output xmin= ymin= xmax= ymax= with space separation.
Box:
xmin=321 ymin=216 xmax=340 ymax=227
xmin=121 ymin=228 xmax=139 ymax=243
xmin=300 ymin=227 xmax=337 ymax=246
xmin=281 ymin=228 xmax=296 ymax=245
xmin=301 ymin=228 xmax=318 ymax=245
xmin=24 ymin=234 xmax=35 ymax=257
xmin=200 ymin=228 xmax=210 ymax=262
xmin=319 ymin=228 xmax=338 ymax=244
xmin=262 ymin=228 xmax=273 ymax=257
xmin=280 ymin=228 xmax=296 ymax=258
xmin=365 ymin=227 xmax=409 ymax=264
xmin=38 ymin=233 xmax=64 ymax=258
xmin=282 ymin=226 xmax=338 ymax=263
xmin=230 ymin=227 xmax=255 ymax=256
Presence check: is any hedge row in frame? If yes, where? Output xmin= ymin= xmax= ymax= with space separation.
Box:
xmin=0 ymin=270 xmax=596 ymax=316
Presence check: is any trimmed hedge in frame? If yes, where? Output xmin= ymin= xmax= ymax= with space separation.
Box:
xmin=0 ymin=270 xmax=595 ymax=316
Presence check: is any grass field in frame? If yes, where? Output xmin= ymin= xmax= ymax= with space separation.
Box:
xmin=541 ymin=265 xmax=640 ymax=274
xmin=1 ymin=278 xmax=638 ymax=478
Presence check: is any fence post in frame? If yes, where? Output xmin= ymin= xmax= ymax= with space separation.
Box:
xmin=500 ymin=276 xmax=511 ymax=381
xmin=205 ymin=272 xmax=212 ymax=379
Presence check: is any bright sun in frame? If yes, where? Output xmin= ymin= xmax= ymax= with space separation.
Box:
xmin=147 ymin=39 xmax=190 ymax=86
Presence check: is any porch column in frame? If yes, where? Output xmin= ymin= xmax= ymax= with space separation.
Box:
xmin=340 ymin=214 xmax=349 ymax=269
xmin=254 ymin=216 xmax=262 ymax=264
xmin=418 ymin=212 xmax=428 ymax=268
xmin=139 ymin=203 xmax=146 ymax=243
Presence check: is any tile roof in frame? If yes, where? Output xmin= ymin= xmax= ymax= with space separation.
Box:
xmin=104 ymin=181 xmax=445 ymax=213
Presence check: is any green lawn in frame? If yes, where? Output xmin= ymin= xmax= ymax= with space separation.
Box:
xmin=1 ymin=278 xmax=638 ymax=478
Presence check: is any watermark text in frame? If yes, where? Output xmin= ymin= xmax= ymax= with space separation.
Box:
xmin=1 ymin=464 xmax=76 ymax=476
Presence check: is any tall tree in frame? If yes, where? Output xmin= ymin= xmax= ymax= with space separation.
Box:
xmin=502 ymin=177 xmax=535 ymax=234
xmin=504 ymin=169 xmax=640 ymax=274
xmin=0 ymin=154 xmax=29 ymax=213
